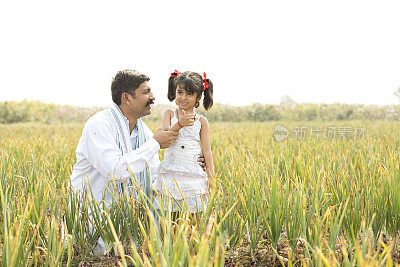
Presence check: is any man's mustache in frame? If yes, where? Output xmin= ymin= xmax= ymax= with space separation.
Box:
xmin=145 ymin=100 xmax=154 ymax=107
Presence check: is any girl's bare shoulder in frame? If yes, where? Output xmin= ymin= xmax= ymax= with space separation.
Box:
xmin=199 ymin=115 xmax=209 ymax=126
xmin=163 ymin=108 xmax=174 ymax=114
xmin=163 ymin=108 xmax=174 ymax=117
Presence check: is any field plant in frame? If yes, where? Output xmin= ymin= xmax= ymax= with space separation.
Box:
xmin=0 ymin=120 xmax=399 ymax=266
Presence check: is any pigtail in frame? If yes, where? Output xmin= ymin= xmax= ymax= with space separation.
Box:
xmin=168 ymin=77 xmax=177 ymax=101
xmin=168 ymin=70 xmax=180 ymax=101
xmin=203 ymin=79 xmax=213 ymax=110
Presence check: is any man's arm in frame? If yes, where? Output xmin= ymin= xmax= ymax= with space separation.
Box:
xmin=83 ymin=121 xmax=160 ymax=181
xmin=82 ymin=120 xmax=178 ymax=182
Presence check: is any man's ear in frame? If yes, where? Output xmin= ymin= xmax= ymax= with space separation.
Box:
xmin=121 ymin=92 xmax=131 ymax=105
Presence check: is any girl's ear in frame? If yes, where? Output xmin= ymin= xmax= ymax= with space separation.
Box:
xmin=203 ymin=79 xmax=213 ymax=110
xmin=168 ymin=77 xmax=177 ymax=101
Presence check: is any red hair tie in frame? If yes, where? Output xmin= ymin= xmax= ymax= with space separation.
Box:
xmin=170 ymin=69 xmax=181 ymax=78
xmin=202 ymin=72 xmax=209 ymax=91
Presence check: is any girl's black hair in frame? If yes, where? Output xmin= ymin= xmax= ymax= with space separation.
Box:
xmin=168 ymin=71 xmax=214 ymax=110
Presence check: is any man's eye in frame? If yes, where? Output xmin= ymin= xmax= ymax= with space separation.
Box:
xmin=188 ymin=92 xmax=193 ymax=96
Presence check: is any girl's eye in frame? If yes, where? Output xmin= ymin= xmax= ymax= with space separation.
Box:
xmin=188 ymin=92 xmax=193 ymax=96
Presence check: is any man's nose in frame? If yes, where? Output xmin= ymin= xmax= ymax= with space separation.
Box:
xmin=149 ymin=92 xmax=155 ymax=100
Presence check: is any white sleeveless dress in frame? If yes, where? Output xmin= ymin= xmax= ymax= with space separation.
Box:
xmin=154 ymin=112 xmax=208 ymax=213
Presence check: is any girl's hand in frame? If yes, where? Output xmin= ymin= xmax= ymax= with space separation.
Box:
xmin=178 ymin=110 xmax=196 ymax=127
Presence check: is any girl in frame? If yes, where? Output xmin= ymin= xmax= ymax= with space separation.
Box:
xmin=154 ymin=70 xmax=214 ymax=214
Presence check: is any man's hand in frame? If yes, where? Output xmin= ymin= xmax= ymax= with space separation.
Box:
xmin=178 ymin=110 xmax=196 ymax=127
xmin=197 ymin=153 xmax=207 ymax=171
xmin=208 ymin=178 xmax=213 ymax=191
xmin=153 ymin=128 xmax=179 ymax=149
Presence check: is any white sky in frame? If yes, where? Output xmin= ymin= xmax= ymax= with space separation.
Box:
xmin=1 ymin=0 xmax=400 ymax=107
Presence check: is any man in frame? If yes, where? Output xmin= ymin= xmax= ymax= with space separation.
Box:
xmin=70 ymin=70 xmax=180 ymax=204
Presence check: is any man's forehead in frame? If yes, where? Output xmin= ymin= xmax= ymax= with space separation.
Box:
xmin=139 ymin=81 xmax=151 ymax=90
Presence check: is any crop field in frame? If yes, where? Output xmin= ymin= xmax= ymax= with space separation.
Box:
xmin=1 ymin=121 xmax=400 ymax=266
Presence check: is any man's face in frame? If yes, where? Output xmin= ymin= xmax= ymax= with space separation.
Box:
xmin=126 ymin=81 xmax=155 ymax=118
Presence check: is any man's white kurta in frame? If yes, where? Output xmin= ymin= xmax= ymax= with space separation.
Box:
xmin=70 ymin=107 xmax=160 ymax=204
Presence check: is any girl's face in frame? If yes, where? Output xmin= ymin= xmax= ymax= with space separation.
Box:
xmin=175 ymin=85 xmax=198 ymax=111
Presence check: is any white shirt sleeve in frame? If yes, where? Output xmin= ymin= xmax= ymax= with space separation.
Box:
xmin=82 ymin=120 xmax=160 ymax=181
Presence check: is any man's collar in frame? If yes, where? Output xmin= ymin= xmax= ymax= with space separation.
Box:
xmin=112 ymin=103 xmax=138 ymax=130
xmin=112 ymin=103 xmax=129 ymax=124
xmin=131 ymin=125 xmax=138 ymax=138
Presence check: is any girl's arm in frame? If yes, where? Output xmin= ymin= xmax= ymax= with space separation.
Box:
xmin=162 ymin=109 xmax=194 ymax=132
xmin=162 ymin=109 xmax=174 ymax=129
xmin=199 ymin=116 xmax=215 ymax=190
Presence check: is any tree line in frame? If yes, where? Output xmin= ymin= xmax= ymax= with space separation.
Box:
xmin=0 ymin=100 xmax=399 ymax=124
